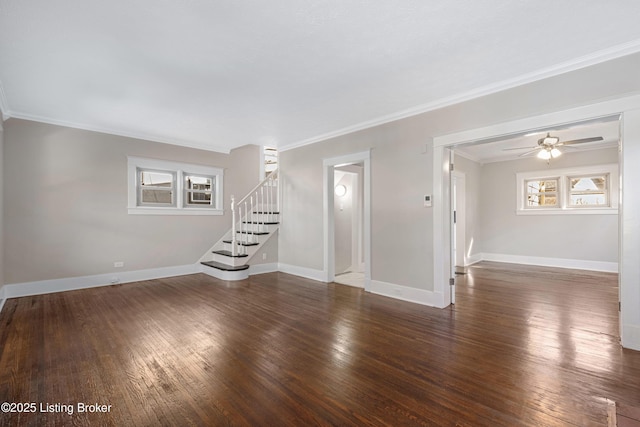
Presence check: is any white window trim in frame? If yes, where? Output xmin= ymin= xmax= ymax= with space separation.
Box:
xmin=516 ymin=163 xmax=618 ymax=215
xmin=127 ymin=156 xmax=224 ymax=215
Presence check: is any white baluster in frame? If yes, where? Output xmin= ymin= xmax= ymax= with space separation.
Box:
xmin=244 ymin=201 xmax=248 ymax=253
xmin=275 ymin=172 xmax=279 ymax=223
xmin=240 ymin=206 xmax=247 ymax=253
xmin=260 ymin=186 xmax=265 ymax=233
xmin=250 ymin=195 xmax=255 ymax=244
xmin=270 ymin=177 xmax=275 ymax=223
xmin=231 ymin=195 xmax=236 ymax=256
xmin=265 ymin=178 xmax=269 ymax=224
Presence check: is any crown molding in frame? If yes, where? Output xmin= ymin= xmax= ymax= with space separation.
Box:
xmin=7 ymin=111 xmax=232 ymax=154
xmin=280 ymin=39 xmax=640 ymax=152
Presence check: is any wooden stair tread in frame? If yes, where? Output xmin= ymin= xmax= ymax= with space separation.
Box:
xmin=237 ymin=231 xmax=269 ymax=235
xmin=242 ymin=221 xmax=279 ymax=225
xmin=201 ymin=261 xmax=249 ymax=271
xmin=254 ymin=211 xmax=280 ymax=214
xmin=223 ymin=239 xmax=259 ymax=247
xmin=212 ymin=250 xmax=248 ymax=258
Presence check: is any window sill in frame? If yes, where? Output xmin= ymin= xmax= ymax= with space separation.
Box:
xmin=516 ymin=208 xmax=617 ymax=216
xmin=128 ymin=207 xmax=224 ymax=216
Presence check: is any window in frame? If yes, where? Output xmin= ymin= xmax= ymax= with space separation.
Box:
xmin=128 ymin=157 xmax=224 ymax=215
xmin=516 ymin=164 xmax=618 ymax=215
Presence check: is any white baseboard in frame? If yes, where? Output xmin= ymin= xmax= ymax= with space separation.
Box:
xmin=2 ymin=264 xmax=200 ymax=300
xmin=480 ymin=252 xmax=618 ymax=273
xmin=0 ymin=285 xmax=5 ymax=315
xmin=465 ymin=253 xmax=483 ymax=266
xmin=248 ymin=263 xmax=279 ymax=276
xmin=277 ymin=263 xmax=326 ymax=282
xmin=368 ymin=279 xmax=442 ymax=308
xmin=0 ymin=262 xmax=316 ymax=310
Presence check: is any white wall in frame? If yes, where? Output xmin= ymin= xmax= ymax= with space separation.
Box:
xmin=3 ymin=119 xmax=260 ymax=285
xmin=478 ymin=148 xmax=619 ymax=266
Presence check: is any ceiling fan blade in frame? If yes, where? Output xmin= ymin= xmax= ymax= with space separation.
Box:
xmin=502 ymin=146 xmax=537 ymax=151
xmin=518 ymin=148 xmax=540 ymax=157
xmin=559 ymin=136 xmax=603 ymax=146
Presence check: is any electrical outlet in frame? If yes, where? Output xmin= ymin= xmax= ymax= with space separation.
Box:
xmin=114 ymin=262 xmax=124 ymax=268
xmin=262 ymin=253 xmax=267 ymax=260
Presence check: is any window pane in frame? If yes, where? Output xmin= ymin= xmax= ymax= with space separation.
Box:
xmin=141 ymin=171 xmax=173 ymax=188
xmin=141 ymin=189 xmax=173 ymax=204
xmin=526 ymin=179 xmax=558 ymax=207
xmin=186 ymin=175 xmax=212 ymax=191
xmin=570 ymin=193 xmax=606 ymax=206
xmin=527 ymin=194 xmax=557 ymax=207
xmin=568 ymin=175 xmax=608 ymax=207
xmin=527 ymin=179 xmax=557 ymax=194
xmin=185 ymin=175 xmax=214 ymax=207
xmin=187 ymin=191 xmax=212 ymax=205
xmin=570 ymin=176 xmax=606 ymax=192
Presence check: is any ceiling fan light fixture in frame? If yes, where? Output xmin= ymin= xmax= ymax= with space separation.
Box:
xmin=542 ymin=135 xmax=560 ymax=145
xmin=537 ymin=149 xmax=552 ymax=160
xmin=550 ymin=148 xmax=562 ymax=158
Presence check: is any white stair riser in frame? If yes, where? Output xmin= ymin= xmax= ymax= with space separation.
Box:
xmin=234 ymin=223 xmax=279 ymax=233
xmin=201 ymin=265 xmax=248 ymax=281
xmin=236 ymin=205 xmax=278 ymax=215
xmin=222 ymin=242 xmax=262 ymax=257
xmin=211 ymin=253 xmax=248 ymax=266
xmin=247 ymin=214 xmax=279 ymax=223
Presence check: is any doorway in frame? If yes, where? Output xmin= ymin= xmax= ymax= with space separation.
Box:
xmin=323 ymin=151 xmax=371 ymax=290
xmin=432 ymin=107 xmax=632 ymax=344
xmin=333 ymin=165 xmax=365 ymax=287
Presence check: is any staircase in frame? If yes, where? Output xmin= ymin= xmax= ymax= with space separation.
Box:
xmin=199 ymin=169 xmax=279 ymax=280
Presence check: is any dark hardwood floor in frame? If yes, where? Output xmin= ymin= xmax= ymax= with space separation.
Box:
xmin=1 ymin=262 xmax=639 ymax=426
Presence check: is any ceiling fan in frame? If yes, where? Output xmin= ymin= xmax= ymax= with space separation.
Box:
xmin=503 ymin=133 xmax=604 ymax=161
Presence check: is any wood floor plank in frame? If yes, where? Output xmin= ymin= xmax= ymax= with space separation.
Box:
xmin=1 ymin=262 xmax=640 ymax=426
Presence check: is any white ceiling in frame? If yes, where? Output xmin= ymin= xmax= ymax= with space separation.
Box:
xmin=454 ymin=116 xmax=621 ymax=163
xmin=1 ymin=1 xmax=640 ymax=153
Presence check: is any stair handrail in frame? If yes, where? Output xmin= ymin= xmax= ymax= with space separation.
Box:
xmin=230 ymin=168 xmax=278 ymax=256
xmin=236 ymin=168 xmax=278 ymax=207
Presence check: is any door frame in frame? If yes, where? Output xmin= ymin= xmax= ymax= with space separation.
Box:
xmin=323 ymin=150 xmax=371 ymax=289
